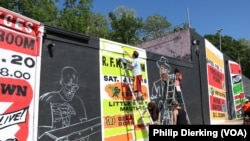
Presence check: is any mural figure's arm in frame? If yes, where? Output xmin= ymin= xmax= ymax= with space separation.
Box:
xmin=151 ymin=82 xmax=159 ymax=99
xmin=75 ymin=95 xmax=88 ymax=122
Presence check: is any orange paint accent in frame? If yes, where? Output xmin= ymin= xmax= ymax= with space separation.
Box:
xmin=105 ymin=132 xmax=133 ymax=141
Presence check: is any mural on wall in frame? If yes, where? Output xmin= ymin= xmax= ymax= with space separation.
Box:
xmin=100 ymin=39 xmax=150 ymax=141
xmin=150 ymin=56 xmax=172 ymax=101
xmin=150 ymin=56 xmax=173 ymax=124
xmin=38 ymin=66 xmax=100 ymax=141
xmin=0 ymin=7 xmax=44 ymax=141
xmin=228 ymin=60 xmax=245 ymax=118
xmin=205 ymin=39 xmax=227 ymax=124
xmin=149 ymin=56 xmax=186 ymax=125
xmin=38 ymin=40 xmax=101 ymax=141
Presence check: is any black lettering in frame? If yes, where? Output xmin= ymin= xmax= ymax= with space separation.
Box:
xmin=108 ymin=101 xmax=112 ymax=107
xmin=120 ymin=106 xmax=134 ymax=112
xmin=0 ymin=30 xmax=4 ymax=41
xmin=102 ymin=56 xmax=108 ymax=66
xmin=17 ymin=85 xmax=27 ymax=96
xmin=15 ymin=35 xmax=23 ymax=47
xmin=116 ymin=58 xmax=122 ymax=68
xmin=110 ymin=57 xmax=114 ymax=67
xmin=8 ymin=114 xmax=17 ymax=122
xmin=108 ymin=76 xmax=113 ymax=81
xmin=104 ymin=75 xmax=108 ymax=81
xmin=0 ymin=83 xmax=27 ymax=96
xmin=0 ymin=116 xmax=3 ymax=123
xmin=1 ymin=83 xmax=16 ymax=95
xmin=6 ymin=32 xmax=14 ymax=44
xmin=0 ymin=30 xmax=35 ymax=50
xmin=104 ymin=75 xmax=118 ymax=82
xmin=23 ymin=37 xmax=35 ymax=49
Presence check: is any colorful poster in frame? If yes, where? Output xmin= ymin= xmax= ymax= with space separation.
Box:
xmin=0 ymin=7 xmax=44 ymax=140
xmin=100 ymin=39 xmax=150 ymax=141
xmin=228 ymin=60 xmax=245 ymax=118
xmin=205 ymin=39 xmax=227 ymax=124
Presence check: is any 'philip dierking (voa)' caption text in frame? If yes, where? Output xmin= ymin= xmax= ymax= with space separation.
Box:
xmin=152 ymin=128 xmax=247 ymax=138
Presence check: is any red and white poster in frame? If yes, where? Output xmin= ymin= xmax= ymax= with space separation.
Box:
xmin=0 ymin=7 xmax=44 ymax=141
xmin=228 ymin=60 xmax=245 ymax=118
xmin=205 ymin=39 xmax=227 ymax=124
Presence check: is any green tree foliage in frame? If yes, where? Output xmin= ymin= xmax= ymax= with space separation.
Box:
xmin=0 ymin=0 xmax=110 ymax=37
xmin=108 ymin=6 xmax=143 ymax=45
xmin=112 ymin=6 xmax=137 ymax=18
xmin=238 ymin=39 xmax=250 ymax=78
xmin=0 ymin=0 xmax=59 ymax=25
xmin=141 ymin=14 xmax=171 ymax=41
xmin=171 ymin=22 xmax=190 ymax=33
xmin=2 ymin=1 xmax=249 ymax=78
xmin=88 ymin=13 xmax=109 ymax=38
xmin=57 ymin=0 xmax=93 ymax=34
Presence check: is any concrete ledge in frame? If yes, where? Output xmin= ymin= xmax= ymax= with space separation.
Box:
xmin=218 ymin=119 xmax=243 ymax=125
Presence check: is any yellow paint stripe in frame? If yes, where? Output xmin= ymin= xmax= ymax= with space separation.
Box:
xmin=206 ymin=47 xmax=224 ymax=68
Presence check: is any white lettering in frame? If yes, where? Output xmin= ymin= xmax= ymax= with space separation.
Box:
xmin=153 ymin=129 xmax=159 ymax=136
xmin=222 ymin=129 xmax=244 ymax=137
xmin=2 ymin=13 xmax=34 ymax=33
xmin=181 ymin=129 xmax=218 ymax=138
xmin=15 ymin=18 xmax=24 ymax=30
xmin=25 ymin=22 xmax=33 ymax=33
xmin=4 ymin=14 xmax=13 ymax=27
xmin=153 ymin=129 xmax=178 ymax=138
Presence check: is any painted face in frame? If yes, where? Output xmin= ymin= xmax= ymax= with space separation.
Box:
xmin=160 ymin=65 xmax=168 ymax=80
xmin=60 ymin=67 xmax=79 ymax=101
xmin=62 ymin=81 xmax=79 ymax=100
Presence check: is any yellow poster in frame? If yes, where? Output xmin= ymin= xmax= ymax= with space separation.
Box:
xmin=205 ymin=39 xmax=227 ymax=124
xmin=100 ymin=39 xmax=150 ymax=141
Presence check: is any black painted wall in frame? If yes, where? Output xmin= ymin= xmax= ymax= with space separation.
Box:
xmin=37 ymin=25 xmax=248 ymax=141
xmin=143 ymin=29 xmax=210 ymax=125
xmin=189 ymin=29 xmax=210 ymax=125
xmin=38 ymin=26 xmax=101 ymax=141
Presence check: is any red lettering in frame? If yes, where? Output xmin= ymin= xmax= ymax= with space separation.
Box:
xmin=0 ymin=7 xmax=41 ymax=36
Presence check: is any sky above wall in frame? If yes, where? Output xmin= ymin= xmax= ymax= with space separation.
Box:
xmin=92 ymin=0 xmax=250 ymax=40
